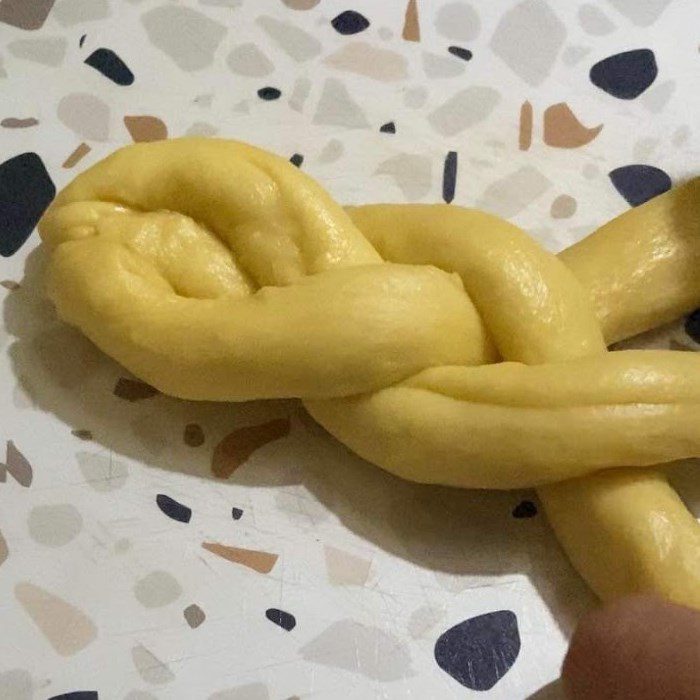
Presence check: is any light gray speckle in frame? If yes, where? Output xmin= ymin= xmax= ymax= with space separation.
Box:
xmin=256 ymin=15 xmax=321 ymax=62
xmin=582 ymin=162 xmax=600 ymax=179
xmin=183 ymin=603 xmax=206 ymax=628
xmin=131 ymin=645 xmax=175 ymax=685
xmin=577 ymin=4 xmax=614 ymax=35
xmin=200 ymin=0 xmax=241 ymax=6
xmin=289 ymin=76 xmax=312 ymax=112
xmin=123 ymin=692 xmax=160 ymax=700
xmin=142 ymin=6 xmax=227 ymax=71
xmin=8 ymin=37 xmax=67 ymax=66
xmin=313 ymin=78 xmax=369 ymax=129
xmin=53 ymin=0 xmax=110 ymax=25
xmin=408 ymin=605 xmax=445 ymax=639
xmin=57 ymin=93 xmax=110 ymax=141
xmin=672 ymin=125 xmax=690 ymax=147
xmin=435 ymin=2 xmax=481 ymax=41
xmin=606 ymin=0 xmax=672 ymax=26
xmin=76 ymin=451 xmax=128 ymax=491
xmin=226 ymin=43 xmax=273 ymax=77
xmin=300 ymin=619 xmax=413 ymax=681
xmin=477 ymin=166 xmax=551 ymax=218
xmin=134 ymin=570 xmax=182 ymax=608
xmin=28 ymin=504 xmax=83 ymax=547
xmin=428 ymin=86 xmax=500 ymax=136
xmin=561 ymin=45 xmax=591 ymax=66
xmin=186 ymin=121 xmax=218 ymax=136
xmin=376 ymin=153 xmax=432 ymax=200
xmin=422 ymin=51 xmax=465 ymax=79
xmin=633 ymin=137 xmax=659 ymax=161
xmin=0 ymin=528 xmax=7 ymax=566
xmin=209 ymin=684 xmax=270 ymax=700
xmin=491 ymin=0 xmax=566 ymax=86
xmin=316 ymin=138 xmax=344 ymax=164
xmin=232 ymin=100 xmax=250 ymax=114
xmin=641 ymin=80 xmax=675 ymax=114
xmin=378 ymin=26 xmax=393 ymax=40
xmin=403 ymin=85 xmax=428 ymax=109
xmin=0 ymin=670 xmax=32 ymax=700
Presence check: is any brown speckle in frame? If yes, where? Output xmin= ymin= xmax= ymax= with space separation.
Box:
xmin=183 ymin=603 xmax=206 ymax=628
xmin=1 ymin=117 xmax=39 ymax=128
xmin=211 ymin=418 xmax=290 ymax=479
xmin=1 ymin=280 xmax=20 ymax=290
xmin=550 ymin=194 xmax=577 ymax=219
xmin=0 ymin=0 xmax=55 ymax=30
xmin=124 ymin=115 xmax=168 ymax=143
xmin=184 ymin=423 xmax=205 ymax=447
xmin=519 ymin=101 xmax=533 ymax=151
xmin=71 ymin=429 xmax=93 ymax=441
xmin=281 ymin=0 xmax=319 ymax=8
xmin=6 ymin=441 xmax=33 ymax=487
xmin=543 ymin=103 xmax=603 ymax=148
xmin=62 ymin=142 xmax=91 ymax=168
xmin=114 ymin=377 xmax=159 ymax=401
xmin=402 ymin=0 xmax=420 ymax=41
xmin=202 ymin=542 xmax=279 ymax=574
xmin=0 ymin=528 xmax=8 ymax=566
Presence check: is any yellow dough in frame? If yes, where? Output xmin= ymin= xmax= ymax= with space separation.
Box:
xmin=38 ymin=138 xmax=700 ymax=609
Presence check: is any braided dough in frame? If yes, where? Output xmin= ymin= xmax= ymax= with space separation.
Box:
xmin=38 ymin=138 xmax=700 ymax=609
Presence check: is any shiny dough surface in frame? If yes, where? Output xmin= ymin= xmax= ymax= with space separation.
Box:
xmin=38 ymin=138 xmax=700 ymax=609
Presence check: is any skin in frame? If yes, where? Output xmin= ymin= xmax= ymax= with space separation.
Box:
xmin=563 ymin=595 xmax=700 ymax=699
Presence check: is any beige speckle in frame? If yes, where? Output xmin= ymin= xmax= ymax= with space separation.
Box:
xmin=57 ymin=93 xmax=110 ymax=141
xmin=142 ymin=5 xmax=226 ymax=71
xmin=28 ymin=503 xmax=83 ymax=547
xmin=550 ymin=194 xmax=577 ymax=219
xmin=202 ymin=542 xmax=279 ymax=574
xmin=313 ymin=78 xmax=370 ymax=129
xmin=428 ymin=87 xmax=500 ymax=136
xmin=300 ymin=619 xmax=413 ymax=681
xmin=633 ymin=137 xmax=659 ymax=161
xmin=324 ymin=545 xmax=371 ymax=586
xmin=477 ymin=166 xmax=551 ymax=218
xmin=256 ymin=15 xmax=321 ymax=62
xmin=15 ymin=581 xmax=97 ymax=656
xmin=376 ymin=153 xmax=432 ymax=200
xmin=131 ymin=644 xmax=175 ymax=685
xmin=325 ymin=43 xmax=408 ymax=82
xmin=134 ymin=570 xmax=182 ymax=608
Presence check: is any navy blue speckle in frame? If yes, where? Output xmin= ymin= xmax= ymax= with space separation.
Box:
xmin=48 ymin=693 xmax=98 ymax=700
xmin=442 ymin=151 xmax=458 ymax=204
xmin=84 ymin=48 xmax=134 ymax=86
xmin=512 ymin=500 xmax=538 ymax=518
xmin=331 ymin=10 xmax=370 ymax=35
xmin=590 ymin=49 xmax=657 ymax=99
xmin=231 ymin=507 xmax=244 ymax=520
xmin=379 ymin=121 xmax=396 ymax=134
xmin=156 ymin=494 xmax=192 ymax=524
xmin=448 ymin=46 xmax=472 ymax=61
xmin=0 ymin=152 xmax=55 ymax=257
xmin=609 ymin=165 xmax=671 ymax=206
xmin=79 ymin=34 xmax=86 ymax=48
xmin=258 ymin=87 xmax=281 ymax=101
xmin=289 ymin=153 xmax=304 ymax=168
xmin=435 ymin=611 xmax=520 ymax=690
xmin=266 ymin=608 xmax=296 ymax=631
xmin=685 ymin=309 xmax=700 ymax=344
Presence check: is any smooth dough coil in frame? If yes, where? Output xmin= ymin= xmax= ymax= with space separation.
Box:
xmin=39 ymin=138 xmax=700 ymax=609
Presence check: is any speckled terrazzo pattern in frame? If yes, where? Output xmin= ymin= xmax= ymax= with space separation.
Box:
xmin=0 ymin=1 xmax=698 ymax=698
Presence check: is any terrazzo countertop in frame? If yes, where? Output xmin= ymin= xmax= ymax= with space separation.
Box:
xmin=1 ymin=1 xmax=699 ymax=698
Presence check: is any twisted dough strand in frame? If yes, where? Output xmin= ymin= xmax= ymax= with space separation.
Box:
xmin=38 ymin=138 xmax=700 ymax=608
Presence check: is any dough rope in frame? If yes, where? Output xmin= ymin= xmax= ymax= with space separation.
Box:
xmin=38 ymin=138 xmax=700 ymax=608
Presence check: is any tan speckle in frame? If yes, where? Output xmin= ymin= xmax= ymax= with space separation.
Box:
xmin=124 ymin=116 xmax=168 ymax=143
xmin=402 ymin=0 xmax=420 ymax=41
xmin=184 ymin=423 xmax=205 ymax=447
xmin=62 ymin=142 xmax=91 ymax=168
xmin=1 ymin=117 xmax=39 ymax=128
xmin=519 ymin=101 xmax=533 ymax=151
xmin=543 ymin=102 xmax=602 ymax=148
xmin=325 ymin=43 xmax=408 ymax=82
xmin=15 ymin=581 xmax=97 ymax=656
xmin=202 ymin=542 xmax=279 ymax=574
